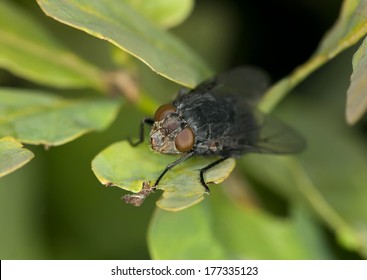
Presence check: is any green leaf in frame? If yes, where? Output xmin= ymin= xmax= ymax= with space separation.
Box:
xmin=0 ymin=137 xmax=34 ymax=178
xmin=125 ymin=0 xmax=194 ymax=28
xmin=91 ymin=141 xmax=235 ymax=211
xmin=260 ymin=0 xmax=367 ymax=113
xmin=346 ymin=36 xmax=367 ymax=124
xmin=36 ymin=0 xmax=212 ymax=88
xmin=148 ymin=189 xmax=331 ymax=259
xmin=0 ymin=1 xmax=104 ymax=89
xmin=0 ymin=88 xmax=121 ymax=147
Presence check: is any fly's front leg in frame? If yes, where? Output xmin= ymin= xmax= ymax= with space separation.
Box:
xmin=199 ymin=157 xmax=229 ymax=194
xmin=153 ymin=152 xmax=194 ymax=190
xmin=128 ymin=117 xmax=154 ymax=146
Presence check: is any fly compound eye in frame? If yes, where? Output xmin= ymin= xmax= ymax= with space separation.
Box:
xmin=175 ymin=127 xmax=195 ymax=152
xmin=154 ymin=104 xmax=176 ymax=121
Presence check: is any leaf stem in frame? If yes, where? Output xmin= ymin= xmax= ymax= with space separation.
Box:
xmin=286 ymin=157 xmax=361 ymax=252
xmin=259 ymin=55 xmax=326 ymax=113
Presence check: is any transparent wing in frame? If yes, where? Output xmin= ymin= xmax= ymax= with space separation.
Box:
xmin=190 ymin=66 xmax=271 ymax=105
xmin=246 ymin=109 xmax=306 ymax=154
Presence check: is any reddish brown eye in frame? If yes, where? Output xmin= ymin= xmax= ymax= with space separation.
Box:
xmin=175 ymin=127 xmax=195 ymax=152
xmin=154 ymin=104 xmax=176 ymax=121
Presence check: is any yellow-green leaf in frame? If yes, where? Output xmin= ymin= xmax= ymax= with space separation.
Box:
xmin=0 ymin=137 xmax=34 ymax=178
xmin=0 ymin=88 xmax=121 ymax=147
xmin=125 ymin=0 xmax=194 ymax=28
xmin=36 ymin=0 xmax=212 ymax=88
xmin=91 ymin=141 xmax=235 ymax=211
xmin=0 ymin=1 xmax=103 ymax=89
xmin=346 ymin=36 xmax=367 ymax=124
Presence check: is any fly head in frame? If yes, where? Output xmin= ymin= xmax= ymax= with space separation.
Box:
xmin=150 ymin=104 xmax=195 ymax=154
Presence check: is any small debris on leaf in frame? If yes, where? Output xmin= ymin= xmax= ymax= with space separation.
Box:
xmin=122 ymin=181 xmax=155 ymax=206
xmin=104 ymin=181 xmax=114 ymax=187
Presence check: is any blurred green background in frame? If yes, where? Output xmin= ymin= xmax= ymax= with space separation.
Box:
xmin=1 ymin=0 xmax=366 ymax=259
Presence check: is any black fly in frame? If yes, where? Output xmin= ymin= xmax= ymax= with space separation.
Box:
xmin=129 ymin=66 xmax=305 ymax=194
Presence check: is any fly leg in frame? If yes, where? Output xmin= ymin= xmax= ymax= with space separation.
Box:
xmin=199 ymin=157 xmax=229 ymax=194
xmin=153 ymin=152 xmax=194 ymax=190
xmin=123 ymin=152 xmax=194 ymax=206
xmin=128 ymin=117 xmax=154 ymax=146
